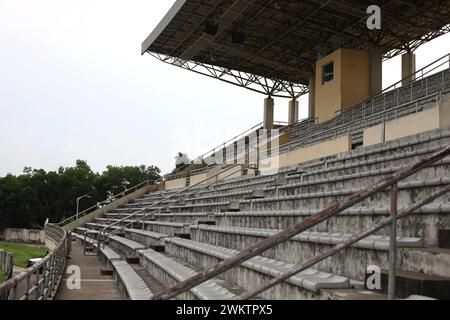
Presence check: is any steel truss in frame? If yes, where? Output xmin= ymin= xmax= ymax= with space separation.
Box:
xmin=148 ymin=52 xmax=310 ymax=99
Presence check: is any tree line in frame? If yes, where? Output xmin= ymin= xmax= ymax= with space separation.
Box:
xmin=0 ymin=160 xmax=161 ymax=229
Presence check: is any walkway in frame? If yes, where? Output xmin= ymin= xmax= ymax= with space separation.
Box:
xmin=55 ymin=241 xmax=125 ymax=300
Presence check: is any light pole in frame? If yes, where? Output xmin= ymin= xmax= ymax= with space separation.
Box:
xmin=76 ymin=194 xmax=91 ymax=220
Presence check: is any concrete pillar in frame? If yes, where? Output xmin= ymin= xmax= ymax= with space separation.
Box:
xmin=263 ymin=97 xmax=274 ymax=130
xmin=308 ymin=77 xmax=316 ymax=119
xmin=370 ymin=48 xmax=383 ymax=95
xmin=401 ymin=52 xmax=416 ymax=86
xmin=288 ymin=99 xmax=299 ymax=125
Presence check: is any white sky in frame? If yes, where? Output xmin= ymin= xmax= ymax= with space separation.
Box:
xmin=0 ymin=0 xmax=449 ymax=176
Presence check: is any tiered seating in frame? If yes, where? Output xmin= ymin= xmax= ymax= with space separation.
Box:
xmin=163 ymin=237 xmax=351 ymax=299
xmin=282 ymin=68 xmax=450 ymax=151
xmin=139 ymin=249 xmax=237 ymax=300
xmin=111 ymin=260 xmax=153 ymax=300
xmin=70 ymin=73 xmax=450 ymax=299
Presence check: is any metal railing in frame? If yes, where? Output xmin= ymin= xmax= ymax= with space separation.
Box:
xmin=282 ymin=67 xmax=448 ymax=153
xmin=0 ymin=251 xmax=13 ymax=284
xmin=58 ymin=179 xmax=160 ymax=226
xmin=0 ymin=224 xmax=68 ymax=300
xmin=239 ymin=183 xmax=450 ymax=300
xmin=166 ymin=121 xmax=288 ymax=181
xmin=95 ymin=164 xmax=245 ymax=251
xmin=336 ymin=52 xmax=450 ymax=117
xmin=149 ymin=144 xmax=450 ymax=300
xmin=274 ymin=90 xmax=442 ymax=156
xmin=299 ymin=92 xmax=441 ymax=148
xmin=283 ymin=54 xmax=449 ymax=150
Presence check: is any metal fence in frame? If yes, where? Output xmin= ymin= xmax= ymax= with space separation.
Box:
xmin=0 ymin=224 xmax=68 ymax=300
xmin=0 ymin=250 xmax=13 ymax=283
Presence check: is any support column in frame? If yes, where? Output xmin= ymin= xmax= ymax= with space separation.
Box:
xmin=401 ymin=52 xmax=416 ymax=86
xmin=308 ymin=76 xmax=316 ymax=119
xmin=263 ymin=97 xmax=274 ymax=130
xmin=370 ymin=48 xmax=383 ymax=95
xmin=288 ymin=99 xmax=299 ymax=125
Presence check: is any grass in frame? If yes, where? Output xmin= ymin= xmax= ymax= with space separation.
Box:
xmin=0 ymin=272 xmax=6 ymax=283
xmin=0 ymin=242 xmax=48 ymax=268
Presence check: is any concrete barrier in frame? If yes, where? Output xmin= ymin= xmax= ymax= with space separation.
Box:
xmin=1 ymin=228 xmax=45 ymax=244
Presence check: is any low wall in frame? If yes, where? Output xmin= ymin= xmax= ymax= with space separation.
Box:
xmin=260 ymin=135 xmax=352 ymax=173
xmin=189 ymin=172 xmax=208 ymax=186
xmin=1 ymin=228 xmax=45 ymax=244
xmin=363 ymin=97 xmax=450 ymax=147
xmin=63 ymin=184 xmax=155 ymax=232
xmin=165 ymin=177 xmax=187 ymax=190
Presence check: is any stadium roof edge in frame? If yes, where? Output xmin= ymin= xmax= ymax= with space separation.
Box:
xmin=140 ymin=0 xmax=450 ymax=98
xmin=141 ymin=0 xmax=187 ymax=55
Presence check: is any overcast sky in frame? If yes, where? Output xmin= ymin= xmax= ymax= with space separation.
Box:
xmin=0 ymin=1 xmax=449 ymax=176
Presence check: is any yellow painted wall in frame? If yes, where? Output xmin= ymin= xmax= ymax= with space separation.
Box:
xmin=362 ymin=98 xmax=449 ymax=147
xmin=260 ymin=135 xmax=352 ymax=173
xmin=165 ymin=178 xmax=187 ymax=190
xmin=439 ymin=96 xmax=450 ymax=128
xmin=315 ymin=48 xmax=370 ymax=123
xmin=385 ymin=107 xmax=439 ymax=141
xmin=315 ymin=49 xmax=342 ymax=123
xmin=363 ymin=124 xmax=383 ymax=147
xmin=218 ymin=165 xmax=243 ymax=180
xmin=340 ymin=49 xmax=370 ymax=110
xmin=189 ymin=172 xmax=208 ymax=186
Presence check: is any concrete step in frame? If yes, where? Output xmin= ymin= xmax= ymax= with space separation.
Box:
xmin=164 ymin=237 xmax=352 ymax=300
xmin=111 ymin=260 xmax=153 ymax=300
xmin=138 ymin=249 xmax=240 ymax=300
xmin=189 ymin=224 xmax=424 ymax=281
xmin=109 ymin=235 xmax=146 ymax=258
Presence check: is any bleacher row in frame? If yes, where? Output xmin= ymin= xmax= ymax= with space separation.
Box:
xmin=70 ymin=121 xmax=450 ymax=300
xmin=282 ymin=68 xmax=450 ymax=151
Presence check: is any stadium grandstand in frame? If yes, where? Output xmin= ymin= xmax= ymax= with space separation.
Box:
xmin=2 ymin=0 xmax=450 ymax=301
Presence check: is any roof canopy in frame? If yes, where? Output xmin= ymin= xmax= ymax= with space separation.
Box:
xmin=142 ymin=0 xmax=450 ymax=98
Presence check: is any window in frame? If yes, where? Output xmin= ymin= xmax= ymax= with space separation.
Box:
xmin=322 ymin=61 xmax=334 ymax=84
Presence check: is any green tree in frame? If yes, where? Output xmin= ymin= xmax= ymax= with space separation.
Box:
xmin=0 ymin=161 xmax=161 ymax=229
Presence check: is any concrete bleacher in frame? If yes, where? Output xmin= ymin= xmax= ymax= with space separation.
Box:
xmin=68 ymin=69 xmax=450 ymax=300
xmin=283 ymin=69 xmax=450 ymax=152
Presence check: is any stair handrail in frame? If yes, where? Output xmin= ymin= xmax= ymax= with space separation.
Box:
xmin=97 ymin=164 xmax=243 ymax=247
xmin=165 ymin=123 xmax=263 ymax=182
xmin=383 ymin=52 xmax=449 ymax=93
xmin=238 ymin=183 xmax=450 ymax=299
xmin=57 ymin=179 xmax=161 ymax=226
xmin=150 ymin=144 xmax=450 ymax=300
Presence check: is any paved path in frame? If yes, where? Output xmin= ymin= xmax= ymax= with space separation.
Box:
xmin=55 ymin=241 xmax=125 ymax=300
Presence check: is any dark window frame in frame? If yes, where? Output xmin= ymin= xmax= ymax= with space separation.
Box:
xmin=322 ymin=61 xmax=334 ymax=85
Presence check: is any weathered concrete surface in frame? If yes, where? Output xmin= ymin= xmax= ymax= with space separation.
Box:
xmin=55 ymin=241 xmax=124 ymax=300
xmin=1 ymin=228 xmax=45 ymax=244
